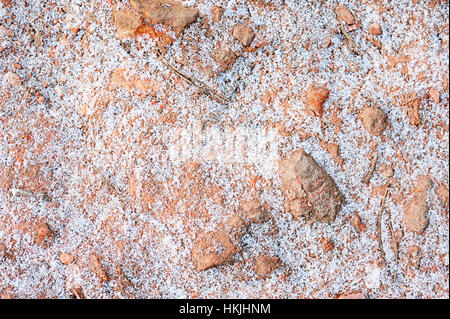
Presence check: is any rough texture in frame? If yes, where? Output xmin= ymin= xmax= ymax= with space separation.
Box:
xmin=211 ymin=6 xmax=224 ymax=23
xmin=241 ymin=199 xmax=270 ymax=223
xmin=404 ymin=196 xmax=429 ymax=234
xmin=130 ymin=0 xmax=199 ymax=34
xmin=112 ymin=10 xmax=142 ymax=40
xmin=335 ymin=5 xmax=355 ymax=25
xmin=191 ymin=219 xmax=244 ymax=272
xmin=0 ymin=0 xmax=448 ymax=300
xmin=361 ymin=107 xmax=388 ymax=136
xmin=278 ymin=150 xmax=345 ymax=224
xmin=254 ymin=255 xmax=281 ymax=277
xmin=305 ymin=84 xmax=329 ymax=117
xmin=232 ymin=23 xmax=255 ymax=47
xmin=213 ymin=48 xmax=238 ymax=72
xmin=368 ymin=22 xmax=382 ymax=35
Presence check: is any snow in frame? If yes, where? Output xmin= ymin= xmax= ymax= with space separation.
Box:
xmin=0 ymin=0 xmax=448 ymax=299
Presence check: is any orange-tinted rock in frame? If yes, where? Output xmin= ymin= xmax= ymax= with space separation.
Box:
xmin=211 ymin=6 xmax=224 ymax=23
xmin=254 ymin=255 xmax=281 ymax=277
xmin=406 ymin=97 xmax=422 ymax=126
xmin=335 ymin=5 xmax=356 ymax=25
xmin=429 ymin=87 xmax=440 ymax=103
xmin=130 ymin=0 xmax=199 ymax=34
xmin=232 ymin=23 xmax=255 ymax=47
xmin=214 ymin=48 xmax=238 ymax=72
xmin=112 ymin=10 xmax=142 ymax=40
xmin=350 ymin=213 xmax=366 ymax=232
xmin=0 ymin=0 xmax=12 ymax=9
xmin=35 ymin=222 xmax=53 ymax=245
xmin=60 ymin=252 xmax=74 ymax=265
xmin=368 ymin=23 xmax=382 ymax=35
xmin=404 ymin=196 xmax=429 ymax=234
xmin=241 ymin=199 xmax=270 ymax=223
xmin=278 ymin=149 xmax=344 ymax=224
xmin=88 ymin=254 xmax=109 ymax=281
xmin=361 ymin=106 xmax=388 ymax=136
xmin=305 ymin=84 xmax=329 ymax=117
xmin=321 ymin=141 xmax=344 ymax=166
xmin=192 ymin=218 xmax=246 ymax=271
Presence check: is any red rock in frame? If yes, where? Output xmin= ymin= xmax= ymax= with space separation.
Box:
xmin=211 ymin=6 xmax=224 ymax=23
xmin=278 ymin=149 xmax=344 ymax=224
xmin=35 ymin=222 xmax=53 ymax=245
xmin=232 ymin=23 xmax=255 ymax=47
xmin=254 ymin=255 xmax=281 ymax=277
xmin=350 ymin=213 xmax=366 ymax=232
xmin=192 ymin=218 xmax=246 ymax=271
xmin=88 ymin=254 xmax=109 ymax=281
xmin=335 ymin=5 xmax=356 ymax=25
xmin=404 ymin=196 xmax=429 ymax=234
xmin=0 ymin=0 xmax=12 ymax=9
xmin=130 ymin=0 xmax=199 ymax=34
xmin=368 ymin=23 xmax=382 ymax=35
xmin=361 ymin=106 xmax=388 ymax=136
xmin=214 ymin=48 xmax=238 ymax=72
xmin=305 ymin=83 xmax=329 ymax=117
xmin=60 ymin=252 xmax=74 ymax=265
xmin=406 ymin=97 xmax=422 ymax=126
xmin=69 ymin=27 xmax=80 ymax=35
xmin=241 ymin=199 xmax=270 ymax=223
xmin=112 ymin=10 xmax=142 ymax=40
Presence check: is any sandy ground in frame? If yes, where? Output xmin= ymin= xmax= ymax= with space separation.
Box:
xmin=0 ymin=0 xmax=448 ymax=299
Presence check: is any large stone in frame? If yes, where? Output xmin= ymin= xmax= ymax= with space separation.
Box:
xmin=232 ymin=23 xmax=255 ymax=47
xmin=361 ymin=106 xmax=388 ymax=136
xmin=278 ymin=150 xmax=344 ymax=224
xmin=192 ymin=217 xmax=246 ymax=271
xmin=404 ymin=196 xmax=429 ymax=234
xmin=130 ymin=0 xmax=199 ymax=34
xmin=254 ymin=255 xmax=281 ymax=277
xmin=112 ymin=10 xmax=142 ymax=40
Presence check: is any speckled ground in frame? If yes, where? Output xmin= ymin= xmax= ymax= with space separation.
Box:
xmin=0 ymin=0 xmax=448 ymax=299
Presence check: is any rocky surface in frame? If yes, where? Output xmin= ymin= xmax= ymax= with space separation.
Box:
xmin=130 ymin=0 xmax=199 ymax=34
xmin=0 ymin=0 xmax=448 ymax=299
xmin=278 ymin=150 xmax=345 ymax=224
xmin=232 ymin=23 xmax=255 ymax=47
xmin=192 ymin=217 xmax=246 ymax=271
xmin=361 ymin=106 xmax=388 ymax=136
